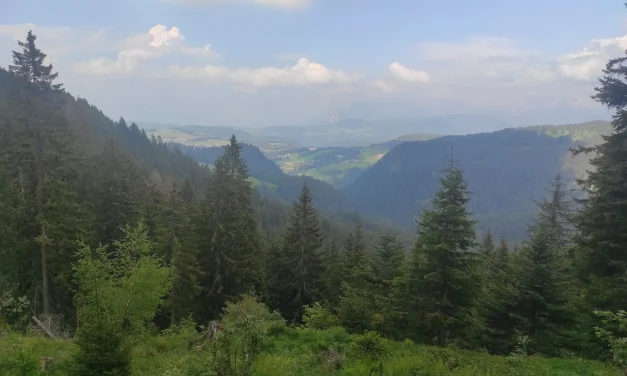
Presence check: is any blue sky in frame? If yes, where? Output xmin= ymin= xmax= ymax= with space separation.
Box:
xmin=1 ymin=0 xmax=624 ymax=128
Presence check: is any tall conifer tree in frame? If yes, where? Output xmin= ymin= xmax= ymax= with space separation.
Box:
xmin=277 ymin=183 xmax=324 ymax=320
xmin=197 ymin=136 xmax=263 ymax=320
xmin=573 ymin=40 xmax=627 ymax=312
xmin=409 ymin=156 xmax=479 ymax=347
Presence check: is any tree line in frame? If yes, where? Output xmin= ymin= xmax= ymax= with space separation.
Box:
xmin=2 ymin=30 xmax=627 ymax=370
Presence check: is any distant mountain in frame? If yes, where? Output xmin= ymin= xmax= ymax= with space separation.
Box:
xmin=258 ymin=115 xmax=506 ymax=147
xmin=173 ymin=143 xmax=357 ymax=214
xmin=343 ymin=121 xmax=612 ymax=241
xmin=268 ymin=133 xmax=440 ymax=189
xmin=139 ymin=114 xmax=506 ymax=150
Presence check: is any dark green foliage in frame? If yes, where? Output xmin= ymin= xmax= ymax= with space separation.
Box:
xmin=196 ymin=136 xmax=264 ymax=321
xmin=176 ymin=142 xmax=357 ymax=213
xmin=407 ymin=159 xmax=479 ymax=347
xmin=9 ymin=30 xmax=62 ymax=91
xmin=91 ymin=140 xmax=142 ymax=245
xmin=574 ymin=48 xmax=627 ymax=314
xmin=156 ymin=184 xmax=200 ymax=325
xmin=74 ymin=322 xmax=130 ymax=376
xmin=321 ymin=239 xmax=343 ymax=308
xmin=373 ymin=231 xmax=405 ymax=289
xmin=270 ymin=184 xmax=325 ymax=320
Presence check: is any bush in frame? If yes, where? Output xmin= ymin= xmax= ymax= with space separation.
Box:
xmin=74 ymin=322 xmax=131 ymax=376
xmin=338 ymin=288 xmax=373 ymax=334
xmin=211 ymin=294 xmax=285 ymax=375
xmin=303 ymin=302 xmax=339 ymax=330
xmin=350 ymin=331 xmax=390 ymax=362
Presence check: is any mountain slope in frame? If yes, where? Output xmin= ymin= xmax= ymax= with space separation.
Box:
xmin=270 ymin=134 xmax=442 ymax=189
xmin=344 ymin=122 xmax=611 ymax=240
xmin=173 ymin=143 xmax=357 ymax=214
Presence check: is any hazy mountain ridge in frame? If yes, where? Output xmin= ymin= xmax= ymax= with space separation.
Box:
xmin=343 ymin=121 xmax=612 ymax=240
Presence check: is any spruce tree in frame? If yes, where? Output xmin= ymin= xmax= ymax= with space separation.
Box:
xmin=196 ymin=136 xmax=263 ymax=320
xmin=157 ymin=184 xmax=200 ymax=325
xmin=409 ymin=157 xmax=479 ymax=347
xmin=92 ymin=140 xmax=141 ymax=245
xmin=321 ymin=239 xmax=343 ymax=308
xmin=9 ymin=31 xmax=62 ymax=91
xmin=477 ymin=238 xmax=516 ymax=353
xmin=530 ymin=174 xmax=574 ymax=250
xmin=343 ymin=222 xmax=370 ymax=287
xmin=373 ymin=231 xmax=405 ymax=296
xmin=7 ymin=32 xmax=89 ymax=318
xmin=277 ymin=183 xmax=325 ymax=320
xmin=573 ymin=43 xmax=627 ymax=312
xmin=480 ymin=230 xmax=495 ymax=259
xmin=509 ymin=221 xmax=572 ymax=356
xmin=372 ymin=231 xmax=406 ymax=336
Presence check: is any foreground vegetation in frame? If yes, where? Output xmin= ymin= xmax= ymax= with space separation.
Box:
xmin=1 ymin=325 xmax=616 ymax=376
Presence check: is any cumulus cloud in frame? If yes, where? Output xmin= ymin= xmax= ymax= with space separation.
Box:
xmin=388 ymin=62 xmax=430 ymax=83
xmin=170 ymin=57 xmax=355 ymax=87
xmin=163 ymin=0 xmax=312 ymax=10
xmin=75 ymin=24 xmax=199 ymax=75
xmin=372 ymin=63 xmax=429 ymax=93
xmin=556 ymin=35 xmax=627 ymax=81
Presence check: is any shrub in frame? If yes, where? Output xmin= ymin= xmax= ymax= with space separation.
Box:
xmin=74 ymin=322 xmax=131 ymax=376
xmin=303 ymin=302 xmax=339 ymax=330
xmin=211 ymin=294 xmax=285 ymax=375
xmin=350 ymin=331 xmax=390 ymax=362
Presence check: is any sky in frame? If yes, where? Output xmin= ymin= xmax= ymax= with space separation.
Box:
xmin=0 ymin=0 xmax=625 ymax=128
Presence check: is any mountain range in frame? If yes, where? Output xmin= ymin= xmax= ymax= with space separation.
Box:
xmin=170 ymin=120 xmax=611 ymax=241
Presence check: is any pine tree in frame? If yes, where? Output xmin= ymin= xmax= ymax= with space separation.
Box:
xmin=480 ymin=230 xmax=495 ymax=258
xmin=572 ymin=44 xmax=627 ymax=313
xmin=156 ymin=184 xmax=200 ymax=325
xmin=92 ymin=140 xmax=141 ymax=245
xmin=6 ymin=32 xmax=89 ymax=318
xmin=276 ymin=183 xmax=325 ymax=320
xmin=409 ymin=157 xmax=479 ymax=347
xmin=343 ymin=222 xmax=370 ymax=287
xmin=196 ymin=136 xmax=263 ymax=320
xmin=509 ymin=221 xmax=573 ymax=356
xmin=530 ymin=174 xmax=574 ymax=250
xmin=9 ymin=31 xmax=62 ymax=91
xmin=321 ymin=238 xmax=343 ymax=308
xmin=373 ymin=231 xmax=405 ymax=296
xmin=371 ymin=231 xmax=406 ymax=336
xmin=338 ymin=223 xmax=377 ymax=333
xmin=477 ymin=238 xmax=516 ymax=353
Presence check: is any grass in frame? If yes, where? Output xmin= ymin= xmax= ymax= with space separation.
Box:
xmin=273 ymin=145 xmax=390 ymax=187
xmin=0 ymin=328 xmax=616 ymax=376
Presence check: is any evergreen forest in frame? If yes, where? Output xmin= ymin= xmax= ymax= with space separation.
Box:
xmin=2 ymin=30 xmax=627 ymax=376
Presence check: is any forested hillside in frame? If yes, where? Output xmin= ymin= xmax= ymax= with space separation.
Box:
xmin=344 ymin=124 xmax=610 ymax=240
xmin=4 ymin=30 xmax=627 ymax=376
xmin=174 ymin=143 xmax=359 ymax=213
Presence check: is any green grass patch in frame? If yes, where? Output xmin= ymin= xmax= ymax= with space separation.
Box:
xmin=0 ymin=328 xmax=616 ymax=376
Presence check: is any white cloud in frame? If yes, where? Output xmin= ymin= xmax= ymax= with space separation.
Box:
xmin=388 ymin=62 xmax=430 ymax=83
xmin=148 ymin=24 xmax=183 ymax=47
xmin=556 ymin=35 xmax=627 ymax=81
xmin=181 ymin=44 xmax=218 ymax=58
xmin=170 ymin=57 xmax=356 ymax=87
xmin=75 ymin=24 xmax=191 ymax=75
xmin=164 ymin=0 xmax=312 ymax=10
xmin=420 ymin=37 xmax=532 ymax=61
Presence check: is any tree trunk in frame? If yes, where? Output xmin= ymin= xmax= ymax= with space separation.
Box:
xmin=36 ymin=130 xmax=50 ymax=316
xmin=41 ymin=225 xmax=50 ymax=315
